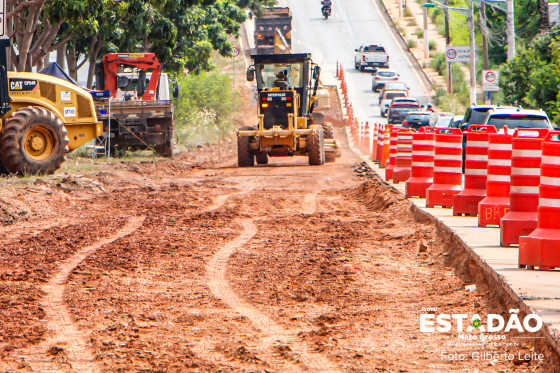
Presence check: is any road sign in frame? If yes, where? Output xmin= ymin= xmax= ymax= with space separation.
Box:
xmin=232 ymin=47 xmax=240 ymax=58
xmin=482 ymin=70 xmax=500 ymax=92
xmin=445 ymin=46 xmax=470 ymax=63
xmin=0 ymin=0 xmax=5 ymax=37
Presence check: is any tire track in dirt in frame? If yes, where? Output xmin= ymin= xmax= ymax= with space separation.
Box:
xmin=22 ymin=216 xmax=145 ymax=372
xmin=206 ymin=218 xmax=342 ymax=372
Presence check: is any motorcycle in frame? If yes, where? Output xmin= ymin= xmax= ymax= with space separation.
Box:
xmin=322 ymin=5 xmax=331 ymax=19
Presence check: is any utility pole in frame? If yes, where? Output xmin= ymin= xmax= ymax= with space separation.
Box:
xmin=506 ymin=0 xmax=515 ymax=60
xmin=481 ymin=2 xmax=490 ymax=104
xmin=469 ymin=2 xmax=477 ymax=104
xmin=423 ymin=5 xmax=429 ymax=61
xmin=444 ymin=0 xmax=452 ymax=93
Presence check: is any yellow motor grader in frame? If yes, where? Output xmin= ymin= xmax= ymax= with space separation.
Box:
xmin=238 ymin=53 xmax=340 ymax=166
xmin=0 ymin=40 xmax=102 ymax=175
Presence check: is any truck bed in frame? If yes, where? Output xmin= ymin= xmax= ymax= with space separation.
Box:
xmin=95 ymin=100 xmax=173 ymax=119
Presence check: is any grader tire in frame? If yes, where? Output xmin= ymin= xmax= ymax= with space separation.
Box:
xmin=0 ymin=106 xmax=68 ymax=175
xmin=312 ymin=112 xmax=326 ymax=125
xmin=255 ymin=152 xmax=269 ymax=165
xmin=308 ymin=125 xmax=325 ymax=166
xmin=325 ymin=151 xmax=336 ymax=163
xmin=237 ymin=126 xmax=254 ymax=167
xmin=322 ymin=123 xmax=335 ymax=139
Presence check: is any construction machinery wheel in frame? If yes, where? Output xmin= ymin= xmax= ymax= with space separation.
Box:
xmin=308 ymin=125 xmax=325 ymax=166
xmin=325 ymin=152 xmax=336 ymax=163
xmin=255 ymin=152 xmax=268 ymax=165
xmin=0 ymin=106 xmax=68 ymax=175
xmin=237 ymin=126 xmax=255 ymax=167
xmin=312 ymin=112 xmax=326 ymax=125
xmin=322 ymin=123 xmax=335 ymax=139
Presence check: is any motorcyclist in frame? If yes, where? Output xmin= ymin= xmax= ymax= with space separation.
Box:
xmin=426 ymin=103 xmax=435 ymax=112
xmin=321 ymin=0 xmax=332 ymax=14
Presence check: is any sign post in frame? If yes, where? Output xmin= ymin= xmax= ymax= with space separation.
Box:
xmin=482 ymin=69 xmax=499 ymax=104
xmin=232 ymin=47 xmax=239 ymax=90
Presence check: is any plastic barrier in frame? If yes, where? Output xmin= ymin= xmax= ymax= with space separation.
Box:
xmin=385 ymin=127 xmax=398 ymax=181
xmin=501 ymin=129 xmax=549 ymax=246
xmin=478 ymin=127 xmax=513 ymax=227
xmin=393 ymin=128 xmax=415 ymax=183
xmin=406 ymin=127 xmax=437 ymax=198
xmin=426 ymin=128 xmax=464 ymax=208
xmin=371 ymin=122 xmax=379 ymax=161
xmin=376 ymin=124 xmax=385 ymax=164
xmin=380 ymin=125 xmax=391 ymax=168
xmin=519 ymin=131 xmax=560 ymax=270
xmin=361 ymin=122 xmax=370 ymax=153
xmin=453 ymin=125 xmax=496 ymax=216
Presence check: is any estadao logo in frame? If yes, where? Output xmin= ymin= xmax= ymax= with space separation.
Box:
xmin=420 ymin=308 xmax=543 ymax=334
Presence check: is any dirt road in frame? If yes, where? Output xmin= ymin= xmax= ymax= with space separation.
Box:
xmin=1 ymin=117 xmax=559 ymax=372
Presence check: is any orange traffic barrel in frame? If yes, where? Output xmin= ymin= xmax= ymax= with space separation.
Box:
xmin=385 ymin=127 xmax=399 ymax=181
xmin=376 ymin=123 xmax=385 ymax=164
xmin=393 ymin=128 xmax=415 ymax=183
xmin=406 ymin=126 xmax=437 ymax=198
xmin=453 ymin=125 xmax=496 ymax=216
xmin=519 ymin=131 xmax=560 ymax=270
xmin=360 ymin=122 xmax=370 ymax=153
xmin=371 ymin=122 xmax=379 ymax=161
xmin=380 ymin=125 xmax=391 ymax=168
xmin=426 ymin=128 xmax=464 ymax=208
xmin=478 ymin=127 xmax=513 ymax=227
xmin=501 ymin=128 xmax=549 ymax=246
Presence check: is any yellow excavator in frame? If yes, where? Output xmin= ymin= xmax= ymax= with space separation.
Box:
xmin=0 ymin=36 xmax=102 ymax=175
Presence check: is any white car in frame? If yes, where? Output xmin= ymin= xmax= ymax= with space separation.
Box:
xmin=429 ymin=112 xmax=455 ymax=128
xmin=480 ymin=108 xmax=553 ymax=132
xmin=372 ymin=68 xmax=399 ymax=92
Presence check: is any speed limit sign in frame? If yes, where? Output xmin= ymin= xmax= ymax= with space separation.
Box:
xmin=232 ymin=47 xmax=240 ymax=57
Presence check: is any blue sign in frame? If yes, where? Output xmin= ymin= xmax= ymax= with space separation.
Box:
xmin=90 ymin=90 xmax=111 ymax=99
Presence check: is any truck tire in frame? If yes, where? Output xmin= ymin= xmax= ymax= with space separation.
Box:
xmin=359 ymin=65 xmax=365 ymax=72
xmin=255 ymin=152 xmax=268 ymax=165
xmin=355 ymin=62 xmax=359 ymax=70
xmin=0 ymin=106 xmax=68 ymax=175
xmin=322 ymin=123 xmax=334 ymax=139
xmin=238 ymin=126 xmax=254 ymax=167
xmin=312 ymin=112 xmax=326 ymax=125
xmin=308 ymin=125 xmax=325 ymax=166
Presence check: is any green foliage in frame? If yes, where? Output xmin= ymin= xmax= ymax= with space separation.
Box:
xmin=406 ymin=18 xmax=417 ymax=27
xmin=173 ymin=71 xmax=241 ymax=147
xmin=404 ymin=7 xmax=413 ymax=17
xmin=500 ymin=30 xmax=560 ymax=122
xmin=429 ymin=40 xmax=437 ymax=50
xmin=407 ymin=39 xmax=417 ymax=49
xmin=429 ymin=53 xmax=446 ymax=75
xmin=416 ymin=28 xmax=423 ymax=39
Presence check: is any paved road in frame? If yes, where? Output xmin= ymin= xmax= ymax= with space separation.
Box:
xmin=278 ymin=0 xmax=431 ymax=120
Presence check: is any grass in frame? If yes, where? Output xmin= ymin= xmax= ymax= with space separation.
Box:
xmin=407 ymin=39 xmax=418 ymax=49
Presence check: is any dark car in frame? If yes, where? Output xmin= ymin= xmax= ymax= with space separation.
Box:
xmin=459 ymin=104 xmax=517 ymax=132
xmin=387 ymin=98 xmax=421 ymax=124
xmin=402 ymin=111 xmax=431 ymax=129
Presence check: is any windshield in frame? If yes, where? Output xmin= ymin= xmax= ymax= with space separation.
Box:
xmin=435 ymin=117 xmax=453 ymax=128
xmin=385 ymin=82 xmax=407 ymax=90
xmin=465 ymin=108 xmax=491 ymax=125
xmin=486 ymin=114 xmax=550 ymax=129
xmin=393 ymin=104 xmax=419 ymax=110
xmin=407 ymin=114 xmax=430 ymax=121
xmin=364 ymin=45 xmax=385 ymax=52
xmin=386 ymin=91 xmax=407 ymax=99
xmin=256 ymin=62 xmax=304 ymax=88
xmin=378 ymin=71 xmax=395 ymax=78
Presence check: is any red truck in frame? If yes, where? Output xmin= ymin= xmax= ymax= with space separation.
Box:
xmin=94 ymin=53 xmax=178 ymax=157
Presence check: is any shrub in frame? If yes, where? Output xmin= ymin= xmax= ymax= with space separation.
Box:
xmin=416 ymin=28 xmax=423 ymax=39
xmin=173 ymin=71 xmax=241 ymax=148
xmin=407 ymin=39 xmax=417 ymax=49
xmin=429 ymin=40 xmax=437 ymax=50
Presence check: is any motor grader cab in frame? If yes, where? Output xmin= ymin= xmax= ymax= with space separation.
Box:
xmin=0 ymin=39 xmax=102 ymax=175
xmin=238 ymin=53 xmax=340 ymax=166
